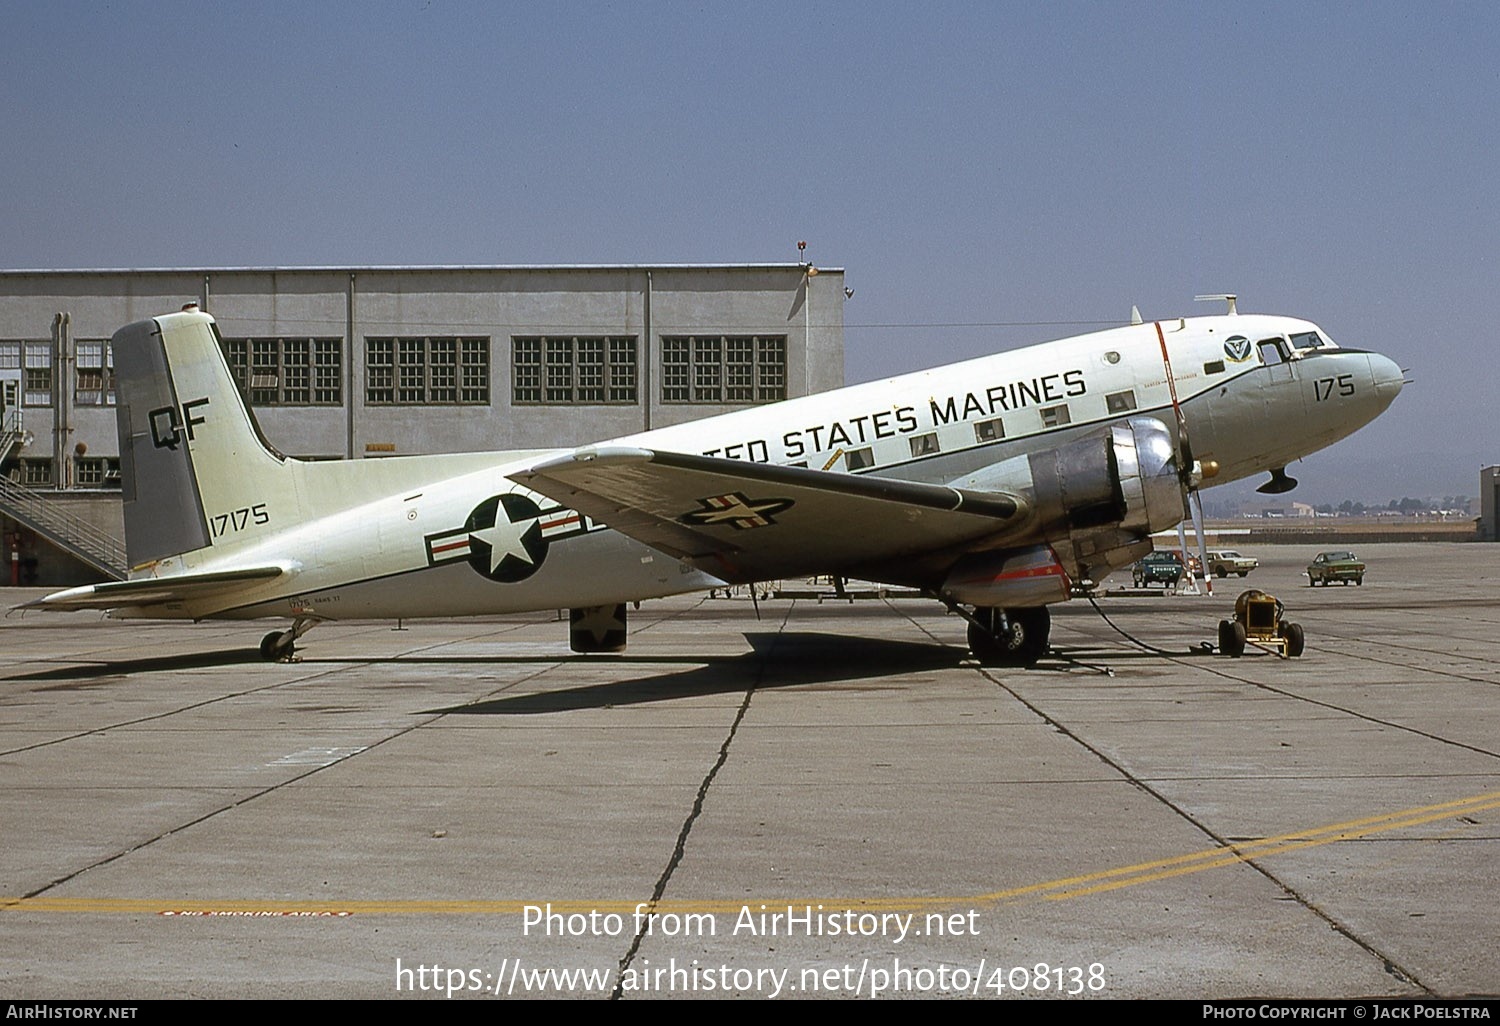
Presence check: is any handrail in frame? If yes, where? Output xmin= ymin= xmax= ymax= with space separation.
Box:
xmin=0 ymin=474 xmax=127 ymax=579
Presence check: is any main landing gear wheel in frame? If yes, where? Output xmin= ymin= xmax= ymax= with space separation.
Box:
xmin=967 ymin=606 xmax=1050 ymax=667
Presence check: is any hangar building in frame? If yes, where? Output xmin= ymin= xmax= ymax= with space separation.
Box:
xmin=1 ymin=264 xmax=846 ymax=585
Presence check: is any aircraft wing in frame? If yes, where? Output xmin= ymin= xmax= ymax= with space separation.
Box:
xmin=20 ymin=566 xmax=289 ymax=612
xmin=513 ymin=447 xmax=1030 ymax=583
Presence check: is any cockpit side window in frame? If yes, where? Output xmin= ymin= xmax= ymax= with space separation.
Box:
xmin=1257 ymin=337 xmax=1291 ymax=365
xmin=1289 ymin=330 xmax=1327 ymax=351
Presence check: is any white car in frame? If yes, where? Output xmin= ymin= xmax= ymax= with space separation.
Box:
xmin=1206 ymin=549 xmax=1258 ymax=578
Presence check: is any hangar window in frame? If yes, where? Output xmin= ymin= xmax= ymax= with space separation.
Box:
xmin=1105 ymin=390 xmax=1137 ymax=414
xmin=909 ymin=432 xmax=941 ymax=457
xmin=365 ymin=337 xmax=488 ymax=405
xmin=1040 ymin=404 xmax=1071 ymax=428
xmin=661 ymin=335 xmax=786 ymax=403
xmin=845 ymin=446 xmax=874 ymax=470
xmin=18 ymin=457 xmax=53 ymax=487
xmin=223 ymin=337 xmax=343 ymax=405
xmin=511 ymin=336 xmax=637 ymax=404
xmin=74 ymin=341 xmax=115 ymax=406
xmin=974 ymin=418 xmax=1005 ymax=443
xmin=74 ymin=456 xmax=120 ymax=488
xmin=0 ymin=342 xmax=55 ymax=406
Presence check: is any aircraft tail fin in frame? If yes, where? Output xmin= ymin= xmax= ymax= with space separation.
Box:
xmin=113 ymin=308 xmax=300 ymax=567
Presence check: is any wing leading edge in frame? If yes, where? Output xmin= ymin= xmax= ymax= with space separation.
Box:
xmin=512 ymin=447 xmax=1031 ymax=584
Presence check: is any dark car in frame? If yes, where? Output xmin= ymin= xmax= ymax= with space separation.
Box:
xmin=1132 ymin=550 xmax=1184 ymax=587
xmin=1307 ymin=550 xmax=1365 ymax=586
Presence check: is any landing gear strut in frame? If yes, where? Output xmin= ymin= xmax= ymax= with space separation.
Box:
xmin=259 ymin=617 xmax=320 ymax=662
xmin=966 ymin=606 xmax=1051 ymax=667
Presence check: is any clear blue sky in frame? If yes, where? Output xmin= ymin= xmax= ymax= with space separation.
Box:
xmin=3 ymin=1 xmax=1494 ymax=504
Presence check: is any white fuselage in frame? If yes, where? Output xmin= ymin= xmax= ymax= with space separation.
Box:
xmin=132 ymin=313 xmax=1402 ymax=621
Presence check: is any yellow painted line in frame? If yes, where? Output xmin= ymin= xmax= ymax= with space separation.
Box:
xmin=4 ymin=789 xmax=1494 ymax=918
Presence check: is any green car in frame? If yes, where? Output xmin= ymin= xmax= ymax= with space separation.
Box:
xmin=1307 ymin=550 xmax=1365 ymax=586
xmin=1132 ymin=550 xmax=1184 ymax=587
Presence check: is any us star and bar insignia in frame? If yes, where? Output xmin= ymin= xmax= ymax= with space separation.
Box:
xmin=677 ymin=492 xmax=795 ymax=531
xmin=425 ymin=493 xmax=600 ymax=583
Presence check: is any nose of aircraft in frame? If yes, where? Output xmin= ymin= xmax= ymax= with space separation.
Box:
xmin=1370 ymin=352 xmax=1404 ymax=402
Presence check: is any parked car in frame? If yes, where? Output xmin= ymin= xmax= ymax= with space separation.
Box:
xmin=1206 ymin=549 xmax=1259 ymax=578
xmin=1132 ymin=550 xmax=1184 ymax=587
xmin=1307 ymin=550 xmax=1365 ymax=586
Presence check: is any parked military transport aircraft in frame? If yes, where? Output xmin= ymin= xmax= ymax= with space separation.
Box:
xmin=25 ymin=299 xmax=1403 ymax=666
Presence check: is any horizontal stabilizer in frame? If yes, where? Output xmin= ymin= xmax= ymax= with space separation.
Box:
xmin=513 ymin=447 xmax=1028 ymax=583
xmin=21 ymin=566 xmax=289 ymax=612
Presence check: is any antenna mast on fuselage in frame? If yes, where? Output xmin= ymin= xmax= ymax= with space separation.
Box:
xmin=1194 ymin=293 xmax=1238 ymax=316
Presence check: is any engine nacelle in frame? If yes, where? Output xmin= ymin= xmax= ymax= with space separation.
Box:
xmin=939 ymin=544 xmax=1071 ymax=608
xmin=949 ymin=417 xmax=1184 ymax=538
xmin=944 ymin=418 xmax=1185 ymax=598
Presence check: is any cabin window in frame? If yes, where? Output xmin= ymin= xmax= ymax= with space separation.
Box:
xmin=1105 ymin=390 xmax=1137 ymax=414
xmin=974 ymin=418 xmax=1004 ymax=443
xmin=909 ymin=432 xmax=940 ymax=457
xmin=1040 ymin=404 xmax=1071 ymax=428
xmin=845 ymin=446 xmax=874 ymax=470
xmin=1203 ymin=359 xmax=1225 ymax=375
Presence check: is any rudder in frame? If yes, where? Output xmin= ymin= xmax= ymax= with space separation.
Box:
xmin=114 ymin=309 xmax=298 ymax=566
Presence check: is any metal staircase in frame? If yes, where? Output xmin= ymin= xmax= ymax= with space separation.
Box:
xmin=1 ymin=408 xmax=127 ymax=580
xmin=1 ymin=403 xmax=22 ymax=464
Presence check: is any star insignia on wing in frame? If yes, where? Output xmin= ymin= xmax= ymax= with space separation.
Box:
xmin=678 ymin=492 xmax=795 ymax=531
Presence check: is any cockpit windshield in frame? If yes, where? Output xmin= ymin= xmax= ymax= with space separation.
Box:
xmin=1289 ymin=330 xmax=1334 ymax=351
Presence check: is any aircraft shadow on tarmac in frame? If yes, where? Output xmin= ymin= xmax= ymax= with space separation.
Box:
xmin=4 ymin=647 xmax=266 ymax=683
xmin=431 ymin=632 xmax=969 ymax=715
xmin=0 ymin=628 xmax=1204 ymax=689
